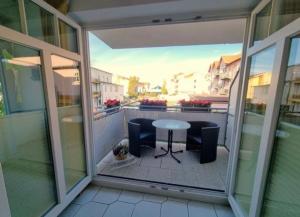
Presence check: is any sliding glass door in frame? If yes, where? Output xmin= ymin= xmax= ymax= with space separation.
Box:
xmin=0 ymin=40 xmax=57 ymax=217
xmin=0 ymin=1 xmax=91 ymax=216
xmin=51 ymin=55 xmax=87 ymax=191
xmin=234 ymin=46 xmax=276 ymax=215
xmin=260 ymin=34 xmax=300 ymax=217
xmin=229 ymin=0 xmax=300 ymax=217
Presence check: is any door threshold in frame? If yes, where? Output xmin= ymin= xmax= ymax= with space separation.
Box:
xmin=93 ymin=175 xmax=228 ymax=205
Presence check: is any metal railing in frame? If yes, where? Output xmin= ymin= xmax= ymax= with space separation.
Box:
xmin=93 ymin=102 xmax=228 ymax=120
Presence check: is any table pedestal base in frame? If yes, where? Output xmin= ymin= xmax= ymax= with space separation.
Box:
xmin=154 ymin=130 xmax=183 ymax=163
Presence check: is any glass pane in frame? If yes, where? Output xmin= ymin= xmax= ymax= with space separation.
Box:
xmin=234 ymin=46 xmax=276 ymax=215
xmin=0 ymin=40 xmax=57 ymax=217
xmin=270 ymin=0 xmax=300 ymax=34
xmin=253 ymin=2 xmax=272 ymax=46
xmin=0 ymin=0 xmax=21 ymax=32
xmin=58 ymin=20 xmax=78 ymax=53
xmin=261 ymin=36 xmax=300 ymax=217
xmin=51 ymin=55 xmax=86 ymax=191
xmin=24 ymin=0 xmax=56 ymax=45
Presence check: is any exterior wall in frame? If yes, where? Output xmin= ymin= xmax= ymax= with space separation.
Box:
xmin=113 ymin=75 xmax=129 ymax=96
xmin=101 ymin=83 xmax=124 ymax=103
xmin=169 ymin=72 xmax=198 ymax=95
xmin=91 ymin=68 xmax=124 ymax=110
xmin=93 ymin=111 xmax=125 ymax=164
xmin=206 ymin=56 xmax=241 ymax=96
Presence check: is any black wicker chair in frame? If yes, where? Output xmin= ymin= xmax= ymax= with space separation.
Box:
xmin=186 ymin=121 xmax=220 ymax=164
xmin=128 ymin=118 xmax=156 ymax=157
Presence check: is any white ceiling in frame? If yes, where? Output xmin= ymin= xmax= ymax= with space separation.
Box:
xmin=68 ymin=0 xmax=259 ymax=28
xmin=92 ymin=18 xmax=246 ymax=49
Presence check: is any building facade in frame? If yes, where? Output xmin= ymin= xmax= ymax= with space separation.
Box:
xmin=169 ymin=72 xmax=198 ymax=95
xmin=91 ymin=67 xmax=124 ymax=111
xmin=207 ymin=54 xmax=241 ymax=95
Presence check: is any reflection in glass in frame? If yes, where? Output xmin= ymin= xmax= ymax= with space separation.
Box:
xmin=59 ymin=20 xmax=78 ymax=53
xmin=253 ymin=2 xmax=272 ymax=46
xmin=270 ymin=0 xmax=300 ymax=34
xmin=0 ymin=0 xmax=21 ymax=32
xmin=24 ymin=0 xmax=56 ymax=45
xmin=234 ymin=46 xmax=276 ymax=215
xmin=261 ymin=36 xmax=300 ymax=217
xmin=253 ymin=0 xmax=300 ymax=46
xmin=0 ymin=40 xmax=57 ymax=217
xmin=51 ymin=55 xmax=86 ymax=191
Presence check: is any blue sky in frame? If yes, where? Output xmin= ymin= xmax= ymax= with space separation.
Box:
xmin=89 ymin=32 xmax=242 ymax=90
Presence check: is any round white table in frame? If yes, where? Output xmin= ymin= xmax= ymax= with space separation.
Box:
xmin=152 ymin=119 xmax=190 ymax=163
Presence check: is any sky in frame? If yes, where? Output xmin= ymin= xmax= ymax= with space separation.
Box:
xmin=89 ymin=32 xmax=242 ymax=92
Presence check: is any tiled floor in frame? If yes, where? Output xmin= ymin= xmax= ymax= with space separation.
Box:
xmin=59 ymin=185 xmax=235 ymax=217
xmin=97 ymin=142 xmax=229 ymax=190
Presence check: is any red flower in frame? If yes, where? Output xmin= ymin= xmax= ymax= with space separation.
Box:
xmin=179 ymin=99 xmax=211 ymax=107
xmin=105 ymin=99 xmax=120 ymax=108
xmin=140 ymin=99 xmax=167 ymax=106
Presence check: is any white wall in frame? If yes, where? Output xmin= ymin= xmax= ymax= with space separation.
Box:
xmin=93 ymin=111 xmax=125 ymax=163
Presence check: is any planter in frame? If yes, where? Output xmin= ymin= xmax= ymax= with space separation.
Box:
xmin=139 ymin=105 xmax=167 ymax=111
xmin=181 ymin=106 xmax=211 ymax=112
xmin=113 ymin=142 xmax=129 ymax=161
xmin=179 ymin=100 xmax=211 ymax=112
xmin=106 ymin=107 xmax=119 ymax=114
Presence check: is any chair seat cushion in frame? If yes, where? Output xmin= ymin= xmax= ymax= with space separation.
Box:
xmin=188 ymin=135 xmax=202 ymax=144
xmin=140 ymin=132 xmax=154 ymax=140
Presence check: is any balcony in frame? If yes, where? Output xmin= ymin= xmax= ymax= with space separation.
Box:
xmin=220 ymin=72 xmax=231 ymax=80
xmin=93 ymin=105 xmax=231 ymax=192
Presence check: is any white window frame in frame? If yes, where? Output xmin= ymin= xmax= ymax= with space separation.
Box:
xmin=0 ymin=0 xmax=93 ymax=216
xmin=228 ymin=0 xmax=300 ymax=216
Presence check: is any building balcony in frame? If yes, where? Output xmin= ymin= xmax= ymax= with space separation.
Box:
xmin=220 ymin=72 xmax=231 ymax=80
xmin=92 ymin=105 xmax=231 ymax=192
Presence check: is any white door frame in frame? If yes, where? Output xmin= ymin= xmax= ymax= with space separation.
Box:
xmin=0 ymin=0 xmax=93 ymax=216
xmin=0 ymin=163 xmax=11 ymax=217
xmin=228 ymin=0 xmax=300 ymax=216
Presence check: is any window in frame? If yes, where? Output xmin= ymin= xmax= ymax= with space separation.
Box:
xmin=58 ymin=20 xmax=78 ymax=53
xmin=270 ymin=0 xmax=300 ymax=34
xmin=253 ymin=3 xmax=272 ymax=45
xmin=0 ymin=39 xmax=57 ymax=217
xmin=234 ymin=46 xmax=276 ymax=215
xmin=51 ymin=55 xmax=86 ymax=191
xmin=261 ymin=35 xmax=300 ymax=217
xmin=252 ymin=0 xmax=300 ymax=46
xmin=0 ymin=0 xmax=21 ymax=32
xmin=24 ymin=0 xmax=56 ymax=45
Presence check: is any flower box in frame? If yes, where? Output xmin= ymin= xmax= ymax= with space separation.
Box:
xmin=179 ymin=99 xmax=211 ymax=112
xmin=104 ymin=99 xmax=120 ymax=114
xmin=139 ymin=99 xmax=167 ymax=111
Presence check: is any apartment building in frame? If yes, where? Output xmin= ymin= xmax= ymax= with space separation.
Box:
xmin=169 ymin=72 xmax=198 ymax=95
xmin=207 ymin=55 xmax=241 ymax=95
xmin=113 ymin=75 xmax=150 ymax=96
xmin=91 ymin=67 xmax=124 ymax=110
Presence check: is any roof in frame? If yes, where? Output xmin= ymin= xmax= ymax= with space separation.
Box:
xmin=91 ymin=67 xmax=113 ymax=75
xmin=210 ymin=60 xmax=220 ymax=70
xmin=221 ymin=54 xmax=241 ymax=65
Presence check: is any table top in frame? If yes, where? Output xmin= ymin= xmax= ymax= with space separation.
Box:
xmin=152 ymin=119 xmax=190 ymax=130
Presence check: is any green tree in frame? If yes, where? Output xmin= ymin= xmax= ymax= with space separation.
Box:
xmin=161 ymin=80 xmax=168 ymax=95
xmin=128 ymin=76 xmax=139 ymax=98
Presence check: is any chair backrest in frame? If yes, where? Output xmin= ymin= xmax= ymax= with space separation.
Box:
xmin=129 ymin=118 xmax=154 ymax=132
xmin=128 ymin=121 xmax=140 ymax=142
xmin=188 ymin=121 xmax=218 ymax=135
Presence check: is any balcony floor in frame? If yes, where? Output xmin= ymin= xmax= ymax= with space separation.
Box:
xmin=97 ymin=142 xmax=229 ymax=191
xmin=59 ymin=184 xmax=234 ymax=217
